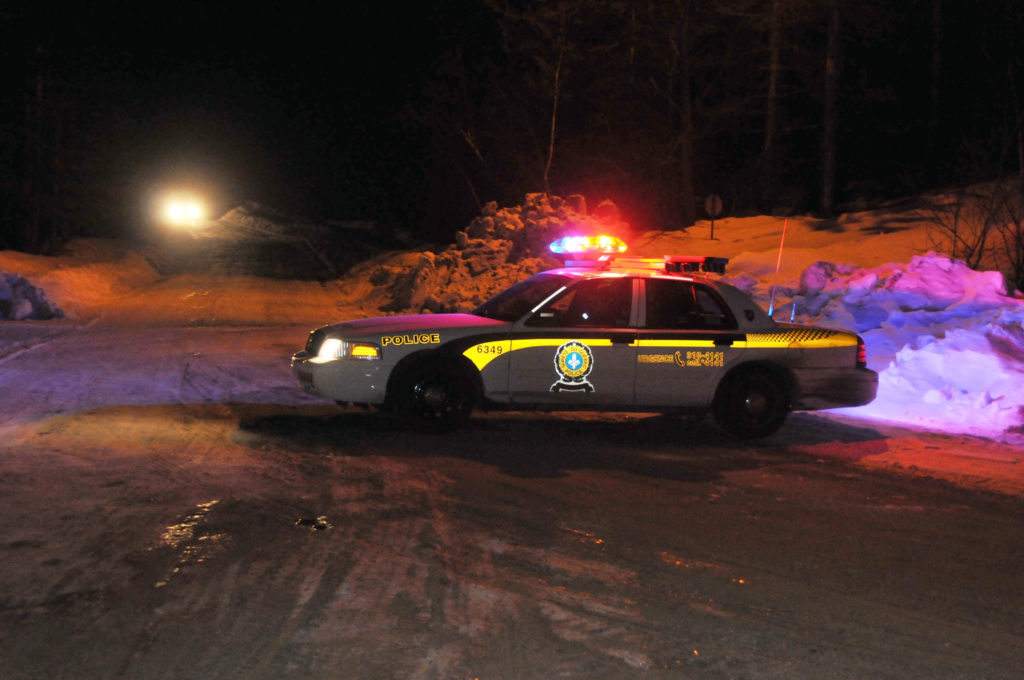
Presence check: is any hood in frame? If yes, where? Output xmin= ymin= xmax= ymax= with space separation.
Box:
xmin=326 ymin=313 xmax=508 ymax=337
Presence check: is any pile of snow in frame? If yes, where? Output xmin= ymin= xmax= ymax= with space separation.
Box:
xmin=3 ymin=196 xmax=1023 ymax=442
xmin=0 ymin=272 xmax=63 ymax=320
xmin=0 ymin=240 xmax=161 ymax=320
xmin=352 ymin=193 xmax=629 ymax=313
xmin=762 ymin=254 xmax=1024 ymax=440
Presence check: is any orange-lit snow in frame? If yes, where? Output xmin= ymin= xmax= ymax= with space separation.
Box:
xmin=2 ymin=200 xmax=1023 ymax=493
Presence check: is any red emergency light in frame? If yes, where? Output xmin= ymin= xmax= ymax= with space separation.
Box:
xmin=549 ymin=235 xmax=628 ymax=256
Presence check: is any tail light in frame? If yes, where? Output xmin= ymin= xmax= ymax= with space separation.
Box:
xmin=856 ymin=336 xmax=867 ymax=368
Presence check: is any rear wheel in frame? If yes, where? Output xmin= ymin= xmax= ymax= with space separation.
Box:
xmin=393 ymin=358 xmax=475 ymax=432
xmin=712 ymin=368 xmax=790 ymax=439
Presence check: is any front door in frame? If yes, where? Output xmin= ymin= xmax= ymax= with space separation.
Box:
xmin=507 ymin=276 xmax=637 ymax=407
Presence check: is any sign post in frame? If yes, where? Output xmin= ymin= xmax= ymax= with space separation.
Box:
xmin=704 ymin=194 xmax=723 ymax=239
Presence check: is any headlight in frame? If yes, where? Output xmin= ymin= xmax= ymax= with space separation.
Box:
xmin=318 ymin=338 xmax=343 ymax=359
xmin=314 ymin=338 xmax=381 ymax=362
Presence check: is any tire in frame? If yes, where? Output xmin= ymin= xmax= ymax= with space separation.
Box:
xmin=712 ymin=367 xmax=790 ymax=439
xmin=393 ymin=357 xmax=475 ymax=432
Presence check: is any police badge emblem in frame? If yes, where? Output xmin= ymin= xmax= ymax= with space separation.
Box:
xmin=550 ymin=341 xmax=595 ymax=392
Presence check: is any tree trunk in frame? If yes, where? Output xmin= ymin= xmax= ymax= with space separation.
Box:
xmin=928 ymin=0 xmax=942 ymax=174
xmin=1013 ymin=64 xmax=1024 ymax=290
xmin=544 ymin=39 xmax=564 ymax=197
xmin=677 ymin=1 xmax=697 ymax=228
xmin=820 ymin=1 xmax=840 ymax=217
xmin=762 ymin=0 xmax=782 ymax=205
xmin=26 ymin=57 xmax=45 ymax=252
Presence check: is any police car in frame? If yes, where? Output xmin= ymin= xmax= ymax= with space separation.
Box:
xmin=291 ymin=236 xmax=878 ymax=437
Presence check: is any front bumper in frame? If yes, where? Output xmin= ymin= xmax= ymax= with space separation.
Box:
xmin=292 ymin=354 xmax=319 ymax=395
xmin=291 ymin=351 xmax=388 ymax=405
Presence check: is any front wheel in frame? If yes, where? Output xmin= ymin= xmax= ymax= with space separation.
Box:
xmin=712 ymin=368 xmax=790 ymax=439
xmin=393 ymin=358 xmax=475 ymax=432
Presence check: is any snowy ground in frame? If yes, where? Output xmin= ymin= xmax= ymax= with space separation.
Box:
xmin=2 ymin=200 xmax=1024 ymax=484
xmin=2 ymin=206 xmax=1024 ymax=679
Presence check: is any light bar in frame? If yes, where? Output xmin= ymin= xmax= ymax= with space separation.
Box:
xmin=549 ymin=235 xmax=628 ymax=256
xmin=664 ymin=256 xmax=729 ymax=274
xmin=554 ymin=248 xmax=730 ymax=275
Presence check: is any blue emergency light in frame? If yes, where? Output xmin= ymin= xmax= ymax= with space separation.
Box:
xmin=549 ymin=235 xmax=628 ymax=256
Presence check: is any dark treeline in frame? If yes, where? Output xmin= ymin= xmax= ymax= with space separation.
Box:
xmin=405 ymin=0 xmax=1023 ymax=240
xmin=2 ymin=0 xmax=1022 ymax=251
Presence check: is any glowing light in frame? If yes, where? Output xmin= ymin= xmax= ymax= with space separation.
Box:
xmin=157 ymin=192 xmax=208 ymax=228
xmin=549 ymin=235 xmax=627 ymax=255
xmin=349 ymin=344 xmax=381 ymax=359
xmin=166 ymin=202 xmax=202 ymax=222
xmin=313 ymin=338 xmax=381 ymax=362
xmin=318 ymin=338 xmax=343 ymax=359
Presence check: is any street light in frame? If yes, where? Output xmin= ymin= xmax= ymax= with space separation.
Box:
xmin=157 ymin=193 xmax=208 ymax=229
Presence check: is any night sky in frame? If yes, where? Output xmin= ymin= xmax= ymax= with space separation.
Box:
xmin=4 ymin=2 xmax=483 ymax=231
xmin=81 ymin=3 xmax=470 ymax=219
xmin=2 ymin=1 xmax=1022 ymax=248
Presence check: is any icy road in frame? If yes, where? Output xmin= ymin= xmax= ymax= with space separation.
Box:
xmin=1 ymin=318 xmax=1023 ymax=680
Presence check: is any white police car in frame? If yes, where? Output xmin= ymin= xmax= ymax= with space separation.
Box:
xmin=291 ymin=237 xmax=877 ymax=437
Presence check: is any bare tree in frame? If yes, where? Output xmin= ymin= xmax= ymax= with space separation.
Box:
xmin=924 ymin=28 xmax=1024 ymax=292
xmin=762 ymin=0 xmax=782 ymax=203
xmin=1001 ymin=64 xmax=1024 ymax=291
xmin=921 ymin=184 xmax=1002 ymax=270
xmin=672 ymin=0 xmax=698 ymax=228
xmin=928 ymin=0 xmax=942 ymax=167
xmin=820 ymin=0 xmax=840 ymax=217
xmin=489 ymin=0 xmax=584 ymax=197
xmin=542 ymin=9 xmax=569 ymax=197
xmin=636 ymin=0 xmax=702 ymax=229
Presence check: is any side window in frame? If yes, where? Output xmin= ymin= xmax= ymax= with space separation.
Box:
xmin=528 ymin=277 xmax=633 ymax=328
xmin=644 ymin=279 xmax=736 ymax=330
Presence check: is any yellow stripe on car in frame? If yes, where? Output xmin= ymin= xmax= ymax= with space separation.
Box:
xmin=633 ymin=338 xmax=718 ymax=348
xmin=463 ymin=329 xmax=855 ymax=371
xmin=511 ymin=338 xmax=613 ymax=350
xmin=463 ymin=341 xmax=512 ymax=370
xmin=463 ymin=338 xmax=613 ymax=370
xmin=739 ymin=329 xmax=858 ymax=349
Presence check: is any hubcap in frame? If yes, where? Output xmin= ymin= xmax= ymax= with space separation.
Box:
xmin=744 ymin=391 xmax=769 ymax=418
xmin=419 ymin=383 xmax=449 ymax=410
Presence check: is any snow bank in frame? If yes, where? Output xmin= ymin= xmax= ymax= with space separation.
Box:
xmin=351 ymin=193 xmax=629 ymax=314
xmin=0 ymin=239 xmax=163 ymax=319
xmin=4 ymin=200 xmax=1023 ymax=442
xmin=768 ymin=254 xmax=1024 ymax=440
xmin=0 ymin=272 xmax=63 ymax=320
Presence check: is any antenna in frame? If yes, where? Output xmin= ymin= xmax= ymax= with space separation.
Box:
xmin=767 ymin=217 xmax=789 ymax=317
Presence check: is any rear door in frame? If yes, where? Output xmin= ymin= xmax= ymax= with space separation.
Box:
xmin=507 ymin=276 xmax=638 ymax=407
xmin=634 ymin=278 xmax=746 ymax=407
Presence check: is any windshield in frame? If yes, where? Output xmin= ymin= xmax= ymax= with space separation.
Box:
xmin=473 ymin=273 xmax=572 ymax=322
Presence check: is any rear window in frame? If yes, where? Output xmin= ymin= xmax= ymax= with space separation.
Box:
xmin=644 ymin=278 xmax=737 ymax=330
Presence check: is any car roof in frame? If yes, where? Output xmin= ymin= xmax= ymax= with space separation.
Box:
xmin=542 ymin=254 xmax=727 ymax=282
xmin=546 ymin=266 xmax=708 ymax=281
xmin=537 ymin=256 xmax=778 ymax=329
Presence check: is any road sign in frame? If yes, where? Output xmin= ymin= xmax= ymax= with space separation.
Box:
xmin=705 ymin=194 xmax=723 ymax=218
xmin=705 ymin=194 xmax=723 ymax=239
